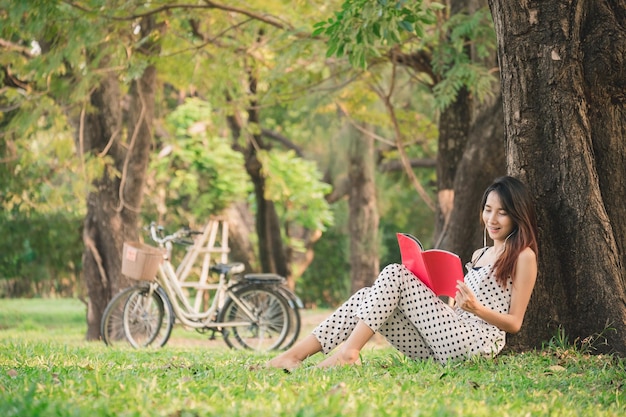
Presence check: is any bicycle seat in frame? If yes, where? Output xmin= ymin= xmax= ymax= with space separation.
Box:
xmin=210 ymin=262 xmax=245 ymax=275
xmin=243 ymin=273 xmax=285 ymax=284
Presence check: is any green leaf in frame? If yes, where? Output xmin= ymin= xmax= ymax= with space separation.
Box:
xmin=312 ymin=27 xmax=326 ymax=37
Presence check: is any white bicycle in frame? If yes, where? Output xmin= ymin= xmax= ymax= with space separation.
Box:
xmin=101 ymin=222 xmax=302 ymax=351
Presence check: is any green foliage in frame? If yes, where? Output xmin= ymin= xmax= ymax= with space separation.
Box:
xmin=145 ymin=98 xmax=251 ymax=224
xmin=0 ymin=98 xmax=91 ymax=215
xmin=258 ymin=149 xmax=333 ymax=232
xmin=297 ymin=167 xmax=437 ymax=308
xmin=430 ymin=8 xmax=498 ymax=108
xmin=0 ymin=211 xmax=83 ymax=297
xmin=0 ymin=0 xmax=125 ymax=109
xmin=313 ymin=2 xmax=498 ymax=110
xmin=1 ymin=298 xmax=625 ymax=417
xmin=313 ymin=0 xmax=441 ymax=68
xmin=0 ymin=0 xmax=487 ymax=300
xmin=378 ymin=171 xmax=437 ymax=260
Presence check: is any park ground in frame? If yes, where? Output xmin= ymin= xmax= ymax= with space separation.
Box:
xmin=0 ymin=298 xmax=624 ymax=417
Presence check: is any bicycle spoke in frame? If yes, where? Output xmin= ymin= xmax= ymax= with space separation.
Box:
xmin=218 ymin=286 xmax=290 ymax=351
xmin=120 ymin=287 xmax=173 ymax=348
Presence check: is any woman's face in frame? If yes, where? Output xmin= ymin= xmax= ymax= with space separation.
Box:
xmin=482 ymin=191 xmax=516 ymax=243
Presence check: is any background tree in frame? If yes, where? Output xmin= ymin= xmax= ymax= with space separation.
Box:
xmin=0 ymin=2 xmax=159 ymax=330
xmin=346 ymin=121 xmax=380 ymax=292
xmin=145 ymin=98 xmax=251 ymax=226
xmin=488 ymin=0 xmax=626 ymax=354
xmin=176 ymin=5 xmax=336 ymax=286
xmin=81 ymin=14 xmax=162 ymax=340
xmin=0 ymin=90 xmax=84 ymax=297
xmin=429 ymin=0 xmax=506 ymax=260
xmin=315 ymin=0 xmax=504 ymax=265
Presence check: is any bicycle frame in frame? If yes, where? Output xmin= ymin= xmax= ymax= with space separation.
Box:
xmin=144 ymin=238 xmax=266 ymax=330
xmin=121 ymin=220 xmax=297 ymax=347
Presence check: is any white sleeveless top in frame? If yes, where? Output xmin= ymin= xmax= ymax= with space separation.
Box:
xmin=456 ymin=263 xmax=513 ymax=355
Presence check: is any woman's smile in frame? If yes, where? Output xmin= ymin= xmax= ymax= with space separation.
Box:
xmin=482 ymin=191 xmax=515 ymax=243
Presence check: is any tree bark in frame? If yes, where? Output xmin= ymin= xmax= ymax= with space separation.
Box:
xmin=435 ymin=88 xmax=472 ymax=241
xmin=82 ymin=65 xmax=157 ymax=339
xmin=347 ymin=122 xmax=380 ymax=292
xmin=226 ymin=71 xmax=289 ymax=282
xmin=437 ymin=96 xmax=505 ymax=263
xmin=224 ymin=202 xmax=257 ymax=273
xmin=489 ymin=0 xmax=626 ymax=354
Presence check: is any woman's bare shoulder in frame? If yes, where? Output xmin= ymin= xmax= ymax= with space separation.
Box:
xmin=514 ymin=247 xmax=538 ymax=285
xmin=471 ymin=247 xmax=489 ymax=258
xmin=517 ymin=246 xmax=537 ymax=264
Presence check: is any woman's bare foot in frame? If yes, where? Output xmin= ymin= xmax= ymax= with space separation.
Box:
xmin=265 ymin=334 xmax=323 ymax=372
xmin=266 ymin=355 xmax=303 ymax=372
xmin=316 ymin=348 xmax=361 ymax=368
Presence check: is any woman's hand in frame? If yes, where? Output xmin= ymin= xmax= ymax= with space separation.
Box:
xmin=455 ymin=281 xmax=482 ymax=313
xmin=454 ymin=248 xmax=537 ymax=333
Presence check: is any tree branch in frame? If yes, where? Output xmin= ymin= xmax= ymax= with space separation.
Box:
xmin=201 ymin=0 xmax=292 ymax=30
xmin=325 ymin=174 xmax=350 ymax=204
xmin=378 ymin=158 xmax=436 ymax=172
xmin=261 ymin=128 xmax=304 ymax=157
xmin=369 ymin=62 xmax=436 ymax=211
xmin=62 ymin=0 xmax=292 ymax=30
xmin=388 ymin=47 xmax=437 ymax=82
xmin=0 ymin=38 xmax=34 ymax=58
xmin=1 ymin=66 xmax=30 ymax=91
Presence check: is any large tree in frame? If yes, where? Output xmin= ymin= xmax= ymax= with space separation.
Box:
xmin=0 ymin=1 xmax=162 ymax=338
xmin=488 ymin=0 xmax=626 ymax=354
xmin=81 ymin=15 xmax=161 ymax=340
xmin=346 ymin=122 xmax=380 ymax=292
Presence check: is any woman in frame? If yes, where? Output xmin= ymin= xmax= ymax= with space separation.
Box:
xmin=268 ymin=176 xmax=538 ymax=370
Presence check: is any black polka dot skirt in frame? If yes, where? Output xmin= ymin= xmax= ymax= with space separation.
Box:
xmin=312 ymin=263 xmax=506 ymax=364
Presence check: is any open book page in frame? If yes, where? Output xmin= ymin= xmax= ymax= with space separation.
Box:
xmin=396 ymin=233 xmax=433 ymax=290
xmin=420 ymin=250 xmax=464 ymax=298
xmin=396 ymin=233 xmax=464 ymax=298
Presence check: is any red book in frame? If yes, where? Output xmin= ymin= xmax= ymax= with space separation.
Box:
xmin=396 ymin=233 xmax=464 ymax=298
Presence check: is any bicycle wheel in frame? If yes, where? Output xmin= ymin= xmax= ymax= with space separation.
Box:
xmin=122 ymin=286 xmax=174 ymax=348
xmin=274 ymin=286 xmax=302 ymax=350
xmin=101 ymin=286 xmax=138 ymax=347
xmin=218 ymin=285 xmax=290 ymax=351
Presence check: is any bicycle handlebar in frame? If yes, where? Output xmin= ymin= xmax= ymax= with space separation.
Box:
xmin=148 ymin=222 xmax=201 ymax=246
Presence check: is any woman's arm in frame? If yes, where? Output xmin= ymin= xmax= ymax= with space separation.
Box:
xmin=455 ymin=247 xmax=537 ymax=334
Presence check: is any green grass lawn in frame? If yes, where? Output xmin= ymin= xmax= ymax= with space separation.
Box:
xmin=0 ymin=298 xmax=624 ymax=417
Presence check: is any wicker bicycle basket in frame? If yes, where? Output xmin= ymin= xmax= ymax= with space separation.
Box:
xmin=121 ymin=242 xmax=164 ymax=282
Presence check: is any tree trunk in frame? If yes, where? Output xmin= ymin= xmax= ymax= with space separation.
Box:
xmin=347 ymin=123 xmax=380 ymax=292
xmin=226 ymin=118 xmax=290 ymax=280
xmin=224 ymin=202 xmax=257 ymax=273
xmin=437 ymin=96 xmax=505 ymax=263
xmin=226 ymin=71 xmax=290 ymax=282
xmin=81 ymin=72 xmax=125 ymax=341
xmin=249 ymin=162 xmax=289 ymax=279
xmin=82 ymin=66 xmax=157 ymax=339
xmin=435 ymin=88 xmax=472 ymax=242
xmin=489 ymin=0 xmax=626 ymax=354
xmin=82 ymin=18 xmax=160 ymax=340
